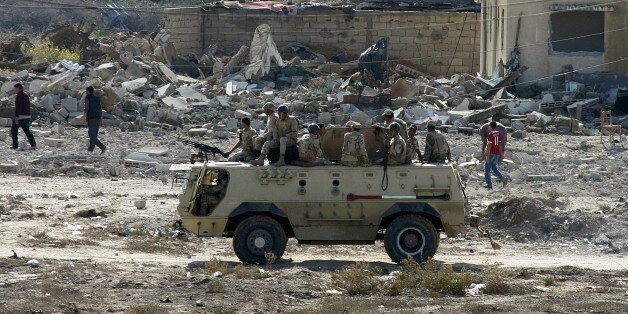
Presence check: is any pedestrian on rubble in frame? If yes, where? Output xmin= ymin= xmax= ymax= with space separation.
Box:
xmin=405 ymin=124 xmax=423 ymax=163
xmin=228 ymin=117 xmax=257 ymax=162
xmin=480 ymin=115 xmax=507 ymax=161
xmin=11 ymin=83 xmax=37 ymax=150
xmin=482 ymin=121 xmax=508 ymax=189
xmin=423 ymin=121 xmax=450 ymax=164
xmin=82 ymin=86 xmax=107 ymax=154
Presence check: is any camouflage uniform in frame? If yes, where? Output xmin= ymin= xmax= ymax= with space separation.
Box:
xmin=254 ymin=113 xmax=278 ymax=150
xmin=260 ymin=115 xmax=298 ymax=156
xmin=424 ymin=130 xmax=451 ymax=163
xmin=341 ymin=131 xmax=370 ymax=166
xmin=405 ymin=136 xmax=420 ymax=163
xmin=298 ymin=133 xmax=328 ymax=163
xmin=387 ymin=134 xmax=407 ymax=165
xmin=384 ymin=118 xmax=408 ymax=140
xmin=228 ymin=128 xmax=257 ymax=162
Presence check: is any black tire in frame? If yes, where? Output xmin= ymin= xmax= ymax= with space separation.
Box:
xmin=233 ymin=215 xmax=287 ymax=265
xmin=384 ymin=214 xmax=439 ymax=264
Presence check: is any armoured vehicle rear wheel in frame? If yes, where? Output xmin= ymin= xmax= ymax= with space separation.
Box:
xmin=384 ymin=214 xmax=439 ymax=263
xmin=233 ymin=215 xmax=287 ymax=265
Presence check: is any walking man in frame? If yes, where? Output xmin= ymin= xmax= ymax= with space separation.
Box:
xmin=11 ymin=83 xmax=37 ymax=150
xmin=480 ymin=115 xmax=507 ymax=161
xmin=82 ymin=86 xmax=107 ymax=154
xmin=483 ymin=121 xmax=508 ymax=189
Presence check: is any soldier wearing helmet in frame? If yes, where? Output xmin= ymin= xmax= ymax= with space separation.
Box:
xmin=253 ymin=102 xmax=279 ymax=152
xmin=381 ymin=108 xmax=408 ymax=140
xmin=385 ymin=122 xmax=407 ymax=165
xmin=424 ymin=120 xmax=451 ymax=164
xmin=341 ymin=121 xmax=370 ymax=167
xmin=297 ymin=124 xmax=330 ymax=165
xmin=251 ymin=104 xmax=298 ymax=166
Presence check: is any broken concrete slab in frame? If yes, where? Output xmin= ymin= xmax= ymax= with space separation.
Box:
xmin=187 ymin=128 xmax=208 ymax=137
xmin=176 ymin=85 xmax=207 ymax=101
xmin=138 ymin=146 xmax=169 ymax=156
xmin=121 ymin=77 xmax=148 ymax=94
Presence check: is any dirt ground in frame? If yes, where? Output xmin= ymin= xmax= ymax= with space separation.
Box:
xmin=1 ymin=131 xmax=627 ymax=313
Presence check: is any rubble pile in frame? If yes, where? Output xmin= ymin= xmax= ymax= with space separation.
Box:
xmin=0 ymin=22 xmax=626 ymax=177
xmin=484 ymin=196 xmax=628 ymax=253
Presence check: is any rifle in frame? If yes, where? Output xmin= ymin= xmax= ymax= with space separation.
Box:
xmin=180 ymin=137 xmax=230 ymax=161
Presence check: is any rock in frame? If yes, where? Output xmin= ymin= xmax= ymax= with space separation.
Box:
xmin=99 ymin=86 xmax=119 ymax=112
xmin=594 ymin=234 xmax=612 ymax=245
xmin=318 ymin=112 xmax=332 ymax=125
xmin=26 ymin=259 xmax=39 ymax=268
xmin=90 ymin=63 xmax=117 ymax=81
xmin=49 ymin=112 xmax=66 ymax=123
xmin=511 ymin=120 xmax=525 ymax=131
xmin=177 ymin=85 xmax=207 ymax=102
xmin=50 ymin=124 xmax=65 ymax=135
xmin=188 ymin=128 xmax=208 ymax=137
xmin=162 ymin=96 xmax=189 ymax=110
xmin=43 ymin=137 xmax=64 ymax=147
xmin=61 ymin=97 xmax=79 ymax=112
xmin=69 ymin=114 xmax=87 ymax=126
xmin=512 ymin=130 xmax=527 ymax=139
xmin=121 ymin=78 xmax=148 ymax=94
xmin=234 ymin=110 xmax=251 ymax=119
xmin=134 ymin=199 xmax=147 ymax=210
xmin=41 ymin=94 xmax=61 ymax=112
xmin=155 ymin=83 xmax=175 ymax=98
xmin=0 ymin=118 xmax=12 ymax=127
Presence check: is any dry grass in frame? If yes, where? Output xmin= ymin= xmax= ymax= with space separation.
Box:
xmin=332 ymin=259 xmax=506 ymax=297
xmin=201 ymin=257 xmax=270 ymax=280
xmin=331 ymin=262 xmax=380 ymax=295
xmin=207 ymin=281 xmax=226 ymax=293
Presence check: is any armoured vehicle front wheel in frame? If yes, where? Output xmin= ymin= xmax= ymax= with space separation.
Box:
xmin=233 ymin=216 xmax=287 ymax=265
xmin=384 ymin=214 xmax=439 ymax=263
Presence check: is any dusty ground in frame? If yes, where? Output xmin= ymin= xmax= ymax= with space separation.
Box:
xmin=1 ymin=130 xmax=627 ymax=313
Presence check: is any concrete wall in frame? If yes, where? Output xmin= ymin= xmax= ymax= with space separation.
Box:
xmin=164 ymin=7 xmax=481 ymax=76
xmin=480 ymin=0 xmax=628 ymax=86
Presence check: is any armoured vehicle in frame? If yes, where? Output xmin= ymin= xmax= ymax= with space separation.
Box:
xmin=174 ymin=127 xmax=469 ymax=264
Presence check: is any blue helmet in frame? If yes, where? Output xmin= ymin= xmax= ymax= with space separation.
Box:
xmin=277 ymin=105 xmax=289 ymax=113
xmin=389 ymin=122 xmax=401 ymax=132
xmin=307 ymin=124 xmax=320 ymax=134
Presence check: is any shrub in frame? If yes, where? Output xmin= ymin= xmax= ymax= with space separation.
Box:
xmin=543 ymin=276 xmax=556 ymax=286
xmin=331 ymin=262 xmax=380 ymax=295
xmin=545 ymin=188 xmax=561 ymax=201
xmin=25 ymin=39 xmax=80 ymax=64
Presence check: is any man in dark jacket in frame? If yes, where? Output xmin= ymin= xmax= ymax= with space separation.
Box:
xmin=11 ymin=83 xmax=37 ymax=150
xmin=82 ymin=86 xmax=107 ymax=154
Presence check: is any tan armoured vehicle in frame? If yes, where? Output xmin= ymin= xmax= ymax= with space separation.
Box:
xmin=174 ymin=127 xmax=469 ymax=264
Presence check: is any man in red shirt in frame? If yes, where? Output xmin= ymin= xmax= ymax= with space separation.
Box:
xmin=11 ymin=83 xmax=37 ymax=150
xmin=482 ymin=122 xmax=507 ymax=189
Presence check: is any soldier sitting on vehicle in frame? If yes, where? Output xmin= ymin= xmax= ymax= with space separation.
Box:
xmin=385 ymin=122 xmax=407 ymax=165
xmin=406 ymin=124 xmax=424 ymax=164
xmin=296 ymin=124 xmax=330 ymax=166
xmin=227 ymin=117 xmax=257 ymax=162
xmin=253 ymin=102 xmax=278 ymax=153
xmin=380 ymin=108 xmax=407 ymax=140
xmin=424 ymin=121 xmax=451 ymax=164
xmin=341 ymin=121 xmax=371 ymax=167
xmin=251 ymin=104 xmax=298 ymax=166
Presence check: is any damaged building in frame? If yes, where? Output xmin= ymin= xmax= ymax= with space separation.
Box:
xmin=164 ymin=1 xmax=482 ymax=77
xmin=479 ymin=0 xmax=628 ymax=113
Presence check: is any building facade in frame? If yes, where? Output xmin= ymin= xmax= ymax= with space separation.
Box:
xmin=164 ymin=6 xmax=481 ymax=76
xmin=479 ymin=0 xmax=628 ymax=86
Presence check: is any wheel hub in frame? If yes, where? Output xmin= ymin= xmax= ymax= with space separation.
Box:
xmin=246 ymin=229 xmax=273 ymax=255
xmin=396 ymin=227 xmax=425 ymax=256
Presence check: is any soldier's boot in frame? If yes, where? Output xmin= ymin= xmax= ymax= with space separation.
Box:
xmin=250 ymin=155 xmax=266 ymax=166
xmin=275 ymin=154 xmax=286 ymax=166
